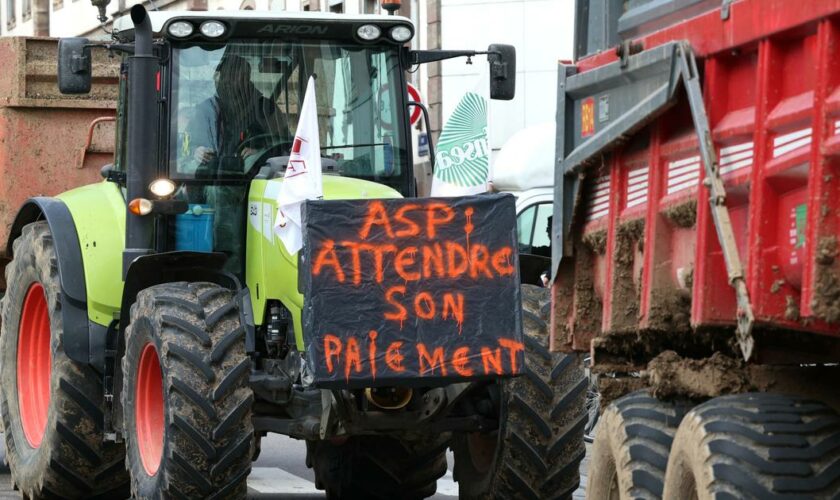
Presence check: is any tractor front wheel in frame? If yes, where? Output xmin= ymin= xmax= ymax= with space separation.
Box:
xmin=122 ymin=282 xmax=254 ymax=499
xmin=0 ymin=221 xmax=129 ymax=498
xmin=452 ymin=285 xmax=587 ymax=499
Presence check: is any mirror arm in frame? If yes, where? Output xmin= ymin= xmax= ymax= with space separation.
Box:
xmin=408 ymin=49 xmax=500 ymax=66
xmin=85 ymin=42 xmax=135 ymax=55
xmin=408 ymin=100 xmax=435 ymax=171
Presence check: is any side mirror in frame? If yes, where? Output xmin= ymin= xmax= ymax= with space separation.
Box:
xmin=488 ymin=43 xmax=516 ymax=101
xmin=58 ymin=37 xmax=92 ymax=95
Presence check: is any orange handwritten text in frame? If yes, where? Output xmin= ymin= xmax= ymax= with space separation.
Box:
xmin=322 ymin=336 xmax=523 ymax=379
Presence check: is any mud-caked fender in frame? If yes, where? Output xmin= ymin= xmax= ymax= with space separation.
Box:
xmin=7 ymin=197 xmax=91 ymax=367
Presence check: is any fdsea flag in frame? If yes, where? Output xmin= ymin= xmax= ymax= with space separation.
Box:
xmin=274 ymin=76 xmax=323 ymax=254
xmin=431 ymin=69 xmax=491 ymax=196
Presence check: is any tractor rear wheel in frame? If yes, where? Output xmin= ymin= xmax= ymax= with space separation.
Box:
xmin=663 ymin=393 xmax=840 ymax=499
xmin=452 ymin=285 xmax=587 ymax=499
xmin=0 ymin=221 xmax=129 ymax=499
xmin=587 ymin=390 xmax=689 ymax=500
xmin=307 ymin=434 xmax=449 ymax=499
xmin=122 ymin=282 xmax=254 ymax=499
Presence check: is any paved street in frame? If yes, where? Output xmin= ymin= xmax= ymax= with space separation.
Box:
xmin=0 ymin=434 xmax=590 ymax=499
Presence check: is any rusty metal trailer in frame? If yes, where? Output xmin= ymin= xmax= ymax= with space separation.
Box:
xmin=0 ymin=37 xmax=118 ymax=282
xmin=551 ymin=0 xmax=840 ymax=497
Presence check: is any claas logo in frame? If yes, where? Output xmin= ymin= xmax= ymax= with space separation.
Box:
xmin=581 ymin=97 xmax=595 ymax=137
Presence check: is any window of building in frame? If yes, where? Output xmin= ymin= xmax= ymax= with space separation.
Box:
xmin=363 ymin=0 xmax=376 ymax=13
xmin=6 ymin=0 xmax=15 ymax=29
xmin=328 ymin=0 xmax=342 ymax=13
xmin=301 ymin=0 xmax=309 ymax=10
xmin=21 ymin=0 xmax=29 ymax=21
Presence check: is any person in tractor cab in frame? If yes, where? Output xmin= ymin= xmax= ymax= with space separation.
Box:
xmin=182 ymin=53 xmax=290 ymax=273
xmin=185 ymin=54 xmax=290 ymax=174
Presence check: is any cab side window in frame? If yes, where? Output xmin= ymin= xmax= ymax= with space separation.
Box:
xmin=517 ymin=202 xmax=552 ymax=258
xmin=531 ymin=203 xmax=552 ymax=258
xmin=517 ymin=205 xmax=536 ymax=253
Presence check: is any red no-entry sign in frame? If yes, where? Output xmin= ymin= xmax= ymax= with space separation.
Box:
xmin=407 ymin=83 xmax=422 ymax=126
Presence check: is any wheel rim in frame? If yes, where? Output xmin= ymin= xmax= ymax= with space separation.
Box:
xmin=135 ymin=343 xmax=164 ymax=476
xmin=17 ymin=283 xmax=52 ymax=449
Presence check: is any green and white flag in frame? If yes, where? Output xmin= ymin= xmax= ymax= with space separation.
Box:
xmin=431 ymin=75 xmax=491 ymax=196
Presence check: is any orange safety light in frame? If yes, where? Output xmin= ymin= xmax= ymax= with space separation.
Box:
xmin=129 ymin=198 xmax=153 ymax=216
xmin=381 ymin=0 xmax=400 ymax=14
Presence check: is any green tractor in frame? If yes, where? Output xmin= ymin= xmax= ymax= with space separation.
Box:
xmin=0 ymin=3 xmax=586 ymax=498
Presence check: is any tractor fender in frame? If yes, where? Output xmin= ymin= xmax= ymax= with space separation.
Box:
xmin=118 ymin=251 xmax=257 ymax=356
xmin=7 ymin=197 xmax=91 ymax=367
xmin=118 ymin=251 xmax=241 ymax=337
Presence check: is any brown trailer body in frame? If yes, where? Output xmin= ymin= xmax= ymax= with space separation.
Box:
xmin=0 ymin=37 xmax=118 ymax=271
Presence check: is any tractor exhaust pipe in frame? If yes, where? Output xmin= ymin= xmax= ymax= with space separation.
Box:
xmin=131 ymin=4 xmax=153 ymax=56
xmin=123 ymin=5 xmax=159 ymax=277
xmin=365 ymin=387 xmax=413 ymax=410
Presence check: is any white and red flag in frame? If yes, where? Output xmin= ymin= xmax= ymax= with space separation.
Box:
xmin=274 ymin=76 xmax=323 ymax=254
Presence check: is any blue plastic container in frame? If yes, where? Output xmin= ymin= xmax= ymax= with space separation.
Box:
xmin=175 ymin=204 xmax=215 ymax=252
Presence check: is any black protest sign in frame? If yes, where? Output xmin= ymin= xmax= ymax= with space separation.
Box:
xmin=300 ymin=194 xmax=523 ymax=389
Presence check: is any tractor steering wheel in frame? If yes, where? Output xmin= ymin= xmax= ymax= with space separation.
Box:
xmin=237 ymin=133 xmax=293 ymax=174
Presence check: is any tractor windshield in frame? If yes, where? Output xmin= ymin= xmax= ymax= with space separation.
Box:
xmin=170 ymin=39 xmax=407 ymax=190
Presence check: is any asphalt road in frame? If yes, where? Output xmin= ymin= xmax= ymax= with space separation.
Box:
xmin=0 ymin=434 xmax=590 ymax=499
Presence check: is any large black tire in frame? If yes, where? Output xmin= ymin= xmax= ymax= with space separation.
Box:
xmin=663 ymin=393 xmax=840 ymax=499
xmin=0 ymin=221 xmax=129 ymax=499
xmin=452 ymin=284 xmax=587 ymax=499
xmin=122 ymin=282 xmax=254 ymax=499
xmin=307 ymin=434 xmax=449 ymax=499
xmin=587 ymin=390 xmax=690 ymax=500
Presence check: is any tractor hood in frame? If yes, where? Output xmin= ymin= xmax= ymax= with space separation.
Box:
xmin=253 ymin=177 xmax=403 ymax=268
xmin=247 ymin=175 xmax=402 ymax=347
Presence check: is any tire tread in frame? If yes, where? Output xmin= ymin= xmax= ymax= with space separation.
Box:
xmin=664 ymin=393 xmax=840 ymax=499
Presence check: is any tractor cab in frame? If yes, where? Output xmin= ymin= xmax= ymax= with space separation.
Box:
xmin=104 ymin=10 xmax=417 ymax=275
xmin=116 ymin=10 xmax=416 ymax=188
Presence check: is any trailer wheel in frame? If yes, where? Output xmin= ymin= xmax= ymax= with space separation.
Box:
xmin=452 ymin=285 xmax=587 ymax=499
xmin=122 ymin=282 xmax=254 ymax=499
xmin=663 ymin=393 xmax=840 ymax=499
xmin=587 ymin=390 xmax=690 ymax=500
xmin=307 ymin=434 xmax=449 ymax=499
xmin=0 ymin=221 xmax=129 ymax=499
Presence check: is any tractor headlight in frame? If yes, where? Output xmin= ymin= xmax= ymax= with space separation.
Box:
xmin=357 ymin=24 xmax=381 ymax=41
xmin=389 ymin=25 xmax=412 ymax=43
xmin=149 ymin=178 xmax=177 ymax=198
xmin=167 ymin=21 xmax=194 ymax=38
xmin=200 ymin=20 xmax=226 ymax=38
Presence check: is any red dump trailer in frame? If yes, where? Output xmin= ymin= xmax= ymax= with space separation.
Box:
xmin=0 ymin=37 xmax=118 ymax=284
xmin=551 ymin=0 xmax=840 ymax=497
